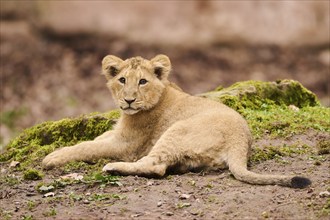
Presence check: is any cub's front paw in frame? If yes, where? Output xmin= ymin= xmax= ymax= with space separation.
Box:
xmin=102 ymin=162 xmax=127 ymax=175
xmin=42 ymin=147 xmax=72 ymax=169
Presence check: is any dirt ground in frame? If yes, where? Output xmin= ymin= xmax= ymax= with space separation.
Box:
xmin=1 ymin=131 xmax=329 ymax=220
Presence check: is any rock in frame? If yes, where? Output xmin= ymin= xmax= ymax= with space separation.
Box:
xmin=164 ymin=211 xmax=174 ymax=216
xmin=199 ymin=80 xmax=319 ymax=112
xmin=179 ymin=193 xmax=191 ymax=200
xmin=43 ymin=192 xmax=55 ymax=198
xmin=83 ymin=199 xmax=90 ymax=204
xmin=288 ymin=105 xmax=299 ymax=112
xmin=319 ymin=191 xmax=330 ymax=198
xmin=9 ymin=161 xmax=20 ymax=168
xmin=146 ymin=180 xmax=154 ymax=186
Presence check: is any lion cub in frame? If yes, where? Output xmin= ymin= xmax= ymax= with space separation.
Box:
xmin=43 ymin=55 xmax=311 ymax=188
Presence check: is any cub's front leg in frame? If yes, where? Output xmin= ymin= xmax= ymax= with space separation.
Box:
xmin=42 ymin=133 xmax=139 ymax=169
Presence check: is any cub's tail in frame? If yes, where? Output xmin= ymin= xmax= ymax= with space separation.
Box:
xmin=227 ymin=154 xmax=311 ymax=188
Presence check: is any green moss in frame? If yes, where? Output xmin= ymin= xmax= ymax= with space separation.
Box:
xmin=317 ymin=140 xmax=330 ymax=155
xmin=200 ymin=79 xmax=320 ymax=112
xmin=0 ymin=110 xmax=120 ymax=171
xmin=243 ymin=106 xmax=330 ymax=138
xmin=250 ymin=144 xmax=312 ymax=164
xmin=23 ymin=169 xmax=43 ymax=180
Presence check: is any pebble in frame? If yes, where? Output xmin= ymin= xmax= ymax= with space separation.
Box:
xmin=146 ymin=180 xmax=154 ymax=186
xmin=43 ymin=192 xmax=55 ymax=197
xmin=164 ymin=211 xmax=174 ymax=216
xmin=319 ymin=191 xmax=330 ymax=198
xmin=190 ymin=210 xmax=200 ymax=216
xmin=83 ymin=199 xmax=90 ymax=204
xmin=157 ymin=201 xmax=163 ymax=207
xmin=179 ymin=193 xmax=191 ymax=200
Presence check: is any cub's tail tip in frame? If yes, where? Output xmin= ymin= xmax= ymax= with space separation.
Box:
xmin=291 ymin=176 xmax=311 ymax=188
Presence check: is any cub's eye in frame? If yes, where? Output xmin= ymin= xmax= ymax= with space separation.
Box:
xmin=139 ymin=79 xmax=148 ymax=85
xmin=118 ymin=77 xmax=126 ymax=84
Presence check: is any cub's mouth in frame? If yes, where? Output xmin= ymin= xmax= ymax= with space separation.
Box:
xmin=120 ymin=106 xmax=140 ymax=111
xmin=120 ymin=106 xmax=141 ymax=115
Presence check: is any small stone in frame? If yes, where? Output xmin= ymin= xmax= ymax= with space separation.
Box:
xmin=131 ymin=213 xmax=143 ymax=218
xmin=157 ymin=201 xmax=163 ymax=207
xmin=83 ymin=199 xmax=90 ymax=204
xmin=190 ymin=209 xmax=200 ymax=216
xmin=319 ymin=191 xmax=330 ymax=198
xmin=9 ymin=161 xmax=20 ymax=168
xmin=288 ymin=105 xmax=299 ymax=112
xmin=164 ymin=211 xmax=174 ymax=216
xmin=43 ymin=192 xmax=55 ymax=198
xmin=179 ymin=193 xmax=191 ymax=200
xmin=261 ymin=211 xmax=269 ymax=218
xmin=147 ymin=180 xmax=154 ymax=186
xmin=307 ymin=188 xmax=313 ymax=193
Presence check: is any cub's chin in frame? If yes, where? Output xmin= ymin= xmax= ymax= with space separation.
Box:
xmin=121 ymin=107 xmax=140 ymax=115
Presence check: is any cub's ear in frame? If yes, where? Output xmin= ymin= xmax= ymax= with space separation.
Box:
xmin=150 ymin=54 xmax=171 ymax=80
xmin=101 ymin=55 xmax=123 ymax=79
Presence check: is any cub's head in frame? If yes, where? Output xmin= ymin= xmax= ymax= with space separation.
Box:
xmin=101 ymin=55 xmax=171 ymax=115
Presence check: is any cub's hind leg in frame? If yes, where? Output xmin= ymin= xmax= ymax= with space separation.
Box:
xmin=103 ymin=116 xmax=227 ymax=176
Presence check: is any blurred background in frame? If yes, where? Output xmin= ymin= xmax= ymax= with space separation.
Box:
xmin=0 ymin=0 xmax=329 ymax=147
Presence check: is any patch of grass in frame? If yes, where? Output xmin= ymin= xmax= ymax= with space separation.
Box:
xmin=250 ymin=144 xmax=312 ymax=164
xmin=23 ymin=169 xmax=43 ymax=180
xmin=90 ymin=193 xmax=114 ymax=201
xmin=201 ymin=80 xmax=320 ymax=112
xmin=27 ymin=200 xmax=36 ymax=211
xmin=176 ymin=202 xmax=191 ymax=209
xmin=85 ymin=171 xmax=121 ymax=186
xmin=317 ymin=140 xmax=330 ymax=155
xmin=320 ymin=198 xmax=330 ymax=216
xmin=244 ymin=106 xmax=330 ymax=139
xmin=0 ymin=175 xmax=21 ymax=186
xmin=0 ymin=209 xmax=12 ymax=220
xmin=22 ymin=215 xmax=34 ymax=220
xmin=43 ymin=208 xmax=57 ymax=217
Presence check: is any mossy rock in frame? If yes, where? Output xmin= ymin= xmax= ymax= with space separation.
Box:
xmin=199 ymin=79 xmax=320 ymax=112
xmin=0 ymin=111 xmax=120 ymax=168
xmin=1 ymin=80 xmax=328 ymax=172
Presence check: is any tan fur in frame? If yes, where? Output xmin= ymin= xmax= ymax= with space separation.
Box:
xmin=42 ymin=55 xmax=311 ymax=188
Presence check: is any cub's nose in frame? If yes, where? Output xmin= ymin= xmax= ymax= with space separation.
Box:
xmin=124 ymin=99 xmax=136 ymax=105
